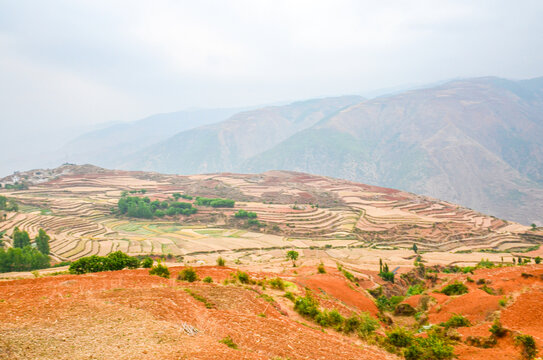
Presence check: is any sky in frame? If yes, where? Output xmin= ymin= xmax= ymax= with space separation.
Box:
xmin=1 ymin=0 xmax=543 ymax=174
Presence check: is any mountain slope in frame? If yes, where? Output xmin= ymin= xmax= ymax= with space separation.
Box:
xmin=116 ymin=77 xmax=543 ymax=224
xmin=117 ymin=95 xmax=363 ymax=174
xmin=57 ymin=107 xmax=246 ymax=168
xmin=243 ymin=77 xmax=543 ymax=224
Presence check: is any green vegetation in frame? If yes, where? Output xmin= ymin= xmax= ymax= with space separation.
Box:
xmin=406 ymin=284 xmax=424 ymax=296
xmin=178 ymin=267 xmax=198 ymax=282
xmin=0 ymin=195 xmax=18 ymax=212
xmin=219 ymin=336 xmax=237 ymax=349
xmin=4 ymin=182 xmax=28 ymax=190
xmin=216 ymin=256 xmax=226 ymax=266
xmin=489 ymin=320 xmax=507 ymax=338
xmin=378 ymin=258 xmax=395 ymax=283
xmin=440 ymin=281 xmax=468 ymax=296
xmin=375 ymin=295 xmax=404 ymax=312
xmin=234 ymin=209 xmax=257 ymax=218
xmin=203 ymin=276 xmax=213 ymax=283
xmin=317 ymin=262 xmax=326 ymax=274
xmin=535 ymin=256 xmax=541 ymax=264
xmin=12 ymin=227 xmax=30 ymax=248
xmin=149 ymin=261 xmax=170 ymax=278
xmin=442 ymin=314 xmax=471 ymax=329
xmin=117 ymin=195 xmax=196 ymax=219
xmin=141 ymin=257 xmax=153 ymax=268
xmin=184 ymin=288 xmax=214 ymax=308
xmin=69 ymin=251 xmax=140 ymax=274
xmin=268 ymin=277 xmax=285 ymax=290
xmin=0 ymin=246 xmax=50 ymax=272
xmin=515 ymin=334 xmax=537 ymax=359
xmin=195 ymin=197 xmax=235 ymax=208
xmin=35 ymin=229 xmax=50 ymax=255
xmin=172 ymin=193 xmax=193 ymax=200
xmin=286 ymin=250 xmax=299 ymax=267
xmin=233 ymin=270 xmax=250 ymax=284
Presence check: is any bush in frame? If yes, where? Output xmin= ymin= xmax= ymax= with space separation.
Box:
xmin=357 ymin=312 xmax=379 ymax=338
xmin=535 ymin=256 xmax=541 ymax=264
xmin=141 ymin=257 xmax=153 ymax=268
xmin=442 ymin=314 xmax=471 ymax=328
xmin=234 ymin=210 xmax=257 ymax=218
xmin=195 ymin=197 xmax=235 ymax=208
xmin=386 ymin=326 xmax=414 ymax=348
xmin=294 ymin=291 xmax=320 ymax=318
xmin=284 ymin=291 xmax=296 ymax=302
xmin=234 ymin=270 xmax=250 ymax=284
xmin=178 ymin=267 xmax=198 ymax=282
xmin=316 ymin=309 xmax=344 ymax=329
xmin=107 ymin=251 xmax=140 ymax=270
xmin=203 ymin=276 xmax=213 ymax=283
xmin=489 ymin=320 xmax=507 ymax=338
xmin=317 ymin=262 xmax=326 ymax=274
xmin=149 ymin=262 xmax=170 ymax=278
xmin=406 ymin=283 xmax=424 ymax=296
xmin=269 ymin=277 xmax=285 ymax=290
xmin=0 ymin=246 xmax=50 ymax=272
xmin=406 ymin=333 xmax=455 ymax=360
xmin=441 ymin=281 xmax=468 ymax=296
xmin=216 ymin=256 xmax=226 ymax=266
xmin=515 ymin=334 xmax=537 ymax=359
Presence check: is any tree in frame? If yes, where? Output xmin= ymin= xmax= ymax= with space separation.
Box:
xmin=286 ymin=250 xmax=299 ymax=267
xmin=412 ymin=243 xmax=418 ymax=253
xmin=13 ymin=227 xmax=30 ymax=248
xmin=35 ymin=229 xmax=50 ymax=255
xmin=531 ymin=223 xmax=537 ymax=230
xmin=535 ymin=256 xmax=541 ymax=264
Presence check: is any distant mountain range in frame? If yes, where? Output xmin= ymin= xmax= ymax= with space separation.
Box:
xmin=58 ymin=76 xmax=543 ymax=225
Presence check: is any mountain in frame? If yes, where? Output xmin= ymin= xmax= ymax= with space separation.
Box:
xmin=115 ymin=77 xmax=543 ymax=225
xmin=57 ymin=107 xmax=248 ymax=168
xmin=116 ymin=95 xmax=364 ymax=174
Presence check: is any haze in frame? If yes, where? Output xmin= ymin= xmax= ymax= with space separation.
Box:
xmin=1 ymin=0 xmax=542 ymax=176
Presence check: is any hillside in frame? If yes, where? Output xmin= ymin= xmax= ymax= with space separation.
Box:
xmin=116 ymin=95 xmax=363 ymax=174
xmin=117 ymin=77 xmax=543 ymax=225
xmin=0 ymin=165 xmax=539 ymax=265
xmin=56 ymin=107 xmax=246 ymax=168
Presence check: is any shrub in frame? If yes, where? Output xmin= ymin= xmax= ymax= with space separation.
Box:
xmin=317 ymin=262 xmax=326 ymax=274
xmin=342 ymin=269 xmax=356 ymax=282
xmin=315 ymin=309 xmax=344 ymax=329
xmin=535 ymin=256 xmax=541 ymax=264
xmin=149 ymin=262 xmax=170 ymax=278
xmin=489 ymin=320 xmax=507 ymax=338
xmin=406 ymin=283 xmax=424 ymax=296
xmin=269 ymin=277 xmax=285 ymax=290
xmin=357 ymin=312 xmax=379 ymax=338
xmin=178 ymin=267 xmax=198 ymax=282
xmin=234 ymin=270 xmax=250 ymax=284
xmin=386 ymin=327 xmax=414 ymax=348
xmin=515 ymin=334 xmax=537 ymax=359
xmin=442 ymin=314 xmax=471 ymax=328
xmin=107 ymin=251 xmax=140 ymax=270
xmin=203 ymin=276 xmax=213 ymax=283
xmin=406 ymin=333 xmax=455 ymax=360
xmin=141 ymin=257 xmax=153 ymax=268
xmin=294 ymin=291 xmax=320 ymax=318
xmin=216 ymin=256 xmax=226 ymax=266
xmin=219 ymin=336 xmax=237 ymax=349
xmin=441 ymin=281 xmax=468 ymax=296
xmin=284 ymin=291 xmax=296 ymax=302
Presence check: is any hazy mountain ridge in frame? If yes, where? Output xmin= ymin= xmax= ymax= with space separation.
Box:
xmin=112 ymin=76 xmax=543 ymax=225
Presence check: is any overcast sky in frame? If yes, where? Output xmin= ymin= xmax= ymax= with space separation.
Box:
xmin=1 ymin=0 xmax=543 ymax=174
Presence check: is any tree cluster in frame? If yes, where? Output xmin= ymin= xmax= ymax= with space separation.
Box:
xmin=0 ymin=196 xmax=18 ymax=212
xmin=234 ymin=209 xmax=257 ymax=218
xmin=68 ymin=251 xmax=140 ymax=274
xmin=117 ymin=196 xmax=196 ymax=219
xmin=195 ymin=197 xmax=235 ymax=208
xmin=379 ymin=258 xmax=395 ymax=283
xmin=0 ymin=246 xmax=50 ymax=272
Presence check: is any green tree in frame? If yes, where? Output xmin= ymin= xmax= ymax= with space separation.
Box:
xmin=13 ymin=227 xmax=30 ymax=248
xmin=286 ymin=250 xmax=299 ymax=267
xmin=412 ymin=243 xmax=418 ymax=253
xmin=535 ymin=256 xmax=541 ymax=264
xmin=35 ymin=229 xmax=50 ymax=255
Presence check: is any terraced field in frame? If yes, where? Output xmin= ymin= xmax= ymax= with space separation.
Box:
xmin=0 ymin=165 xmax=540 ymax=263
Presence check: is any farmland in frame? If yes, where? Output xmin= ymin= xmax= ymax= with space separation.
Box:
xmin=0 ymin=164 xmax=541 ymax=268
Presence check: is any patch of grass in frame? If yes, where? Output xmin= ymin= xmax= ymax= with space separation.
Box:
xmin=269 ymin=277 xmax=285 ymax=290
xmin=406 ymin=284 xmax=424 ymax=296
xmin=219 ymin=336 xmax=237 ymax=349
xmin=202 ymin=276 xmax=213 ymax=283
xmin=515 ymin=334 xmax=537 ymax=359
xmin=184 ymin=288 xmax=214 ymax=309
